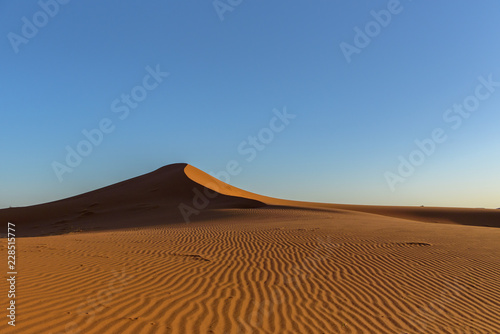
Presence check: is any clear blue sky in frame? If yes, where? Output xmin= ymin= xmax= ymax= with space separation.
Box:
xmin=1 ymin=0 xmax=500 ymax=209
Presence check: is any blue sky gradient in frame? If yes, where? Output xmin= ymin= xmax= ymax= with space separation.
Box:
xmin=1 ymin=0 xmax=500 ymax=208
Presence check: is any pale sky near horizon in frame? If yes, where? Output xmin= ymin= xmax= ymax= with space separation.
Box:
xmin=1 ymin=1 xmax=500 ymax=209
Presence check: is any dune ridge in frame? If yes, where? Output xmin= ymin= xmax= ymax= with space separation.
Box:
xmin=186 ymin=164 xmax=500 ymax=228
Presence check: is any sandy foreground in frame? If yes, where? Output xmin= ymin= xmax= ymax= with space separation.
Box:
xmin=1 ymin=164 xmax=499 ymax=333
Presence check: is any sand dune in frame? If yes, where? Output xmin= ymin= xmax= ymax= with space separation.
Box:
xmin=2 ymin=163 xmax=498 ymax=236
xmin=0 ymin=164 xmax=265 ymax=237
xmin=1 ymin=164 xmax=499 ymax=333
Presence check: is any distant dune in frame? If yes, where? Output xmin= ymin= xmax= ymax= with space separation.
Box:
xmin=1 ymin=164 xmax=499 ymax=333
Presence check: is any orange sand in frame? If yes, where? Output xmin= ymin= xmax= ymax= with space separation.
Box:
xmin=1 ymin=164 xmax=499 ymax=333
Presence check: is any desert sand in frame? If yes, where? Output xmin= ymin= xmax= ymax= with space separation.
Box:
xmin=1 ymin=163 xmax=499 ymax=333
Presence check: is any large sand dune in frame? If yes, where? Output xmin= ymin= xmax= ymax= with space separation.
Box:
xmin=1 ymin=164 xmax=499 ymax=333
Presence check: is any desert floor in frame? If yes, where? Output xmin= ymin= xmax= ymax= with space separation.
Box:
xmin=1 ymin=164 xmax=499 ymax=333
